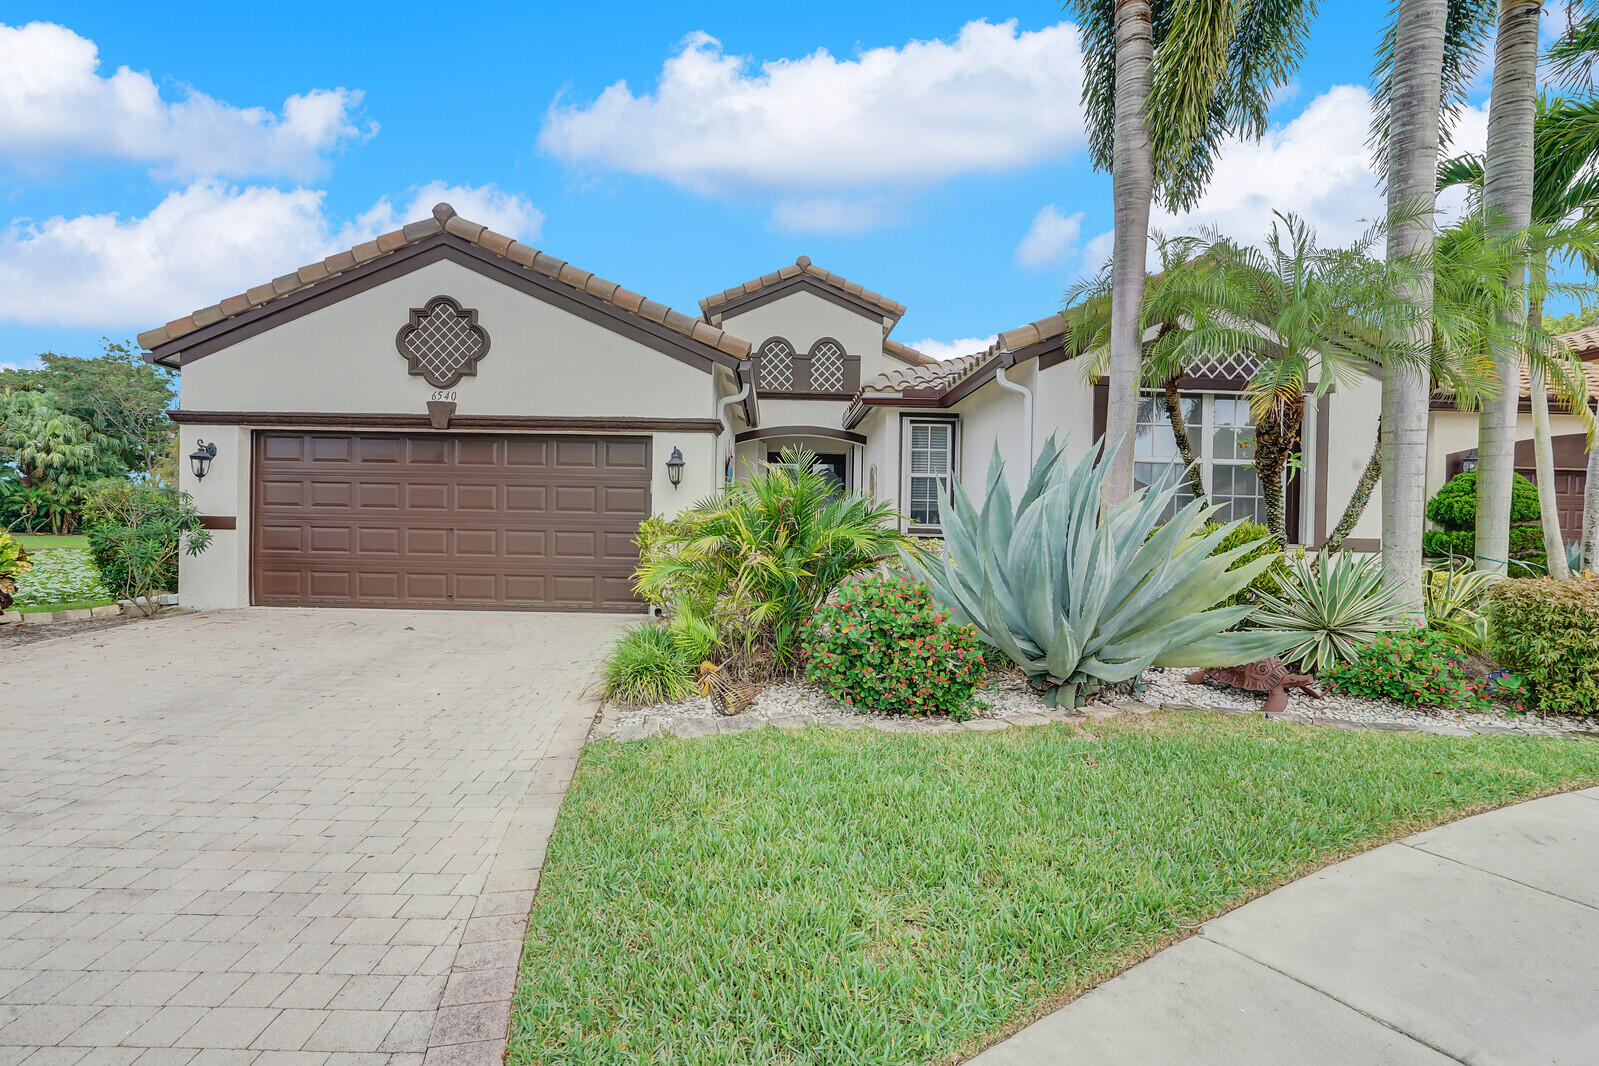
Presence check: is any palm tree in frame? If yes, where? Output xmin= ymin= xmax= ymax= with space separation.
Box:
xmin=1373 ymin=0 xmax=1454 ymax=618
xmin=1066 ymin=0 xmax=1319 ymax=510
xmin=1441 ymin=96 xmax=1599 ymax=577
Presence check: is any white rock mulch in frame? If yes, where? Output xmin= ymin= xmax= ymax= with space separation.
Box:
xmin=595 ymin=667 xmax=1599 ymax=743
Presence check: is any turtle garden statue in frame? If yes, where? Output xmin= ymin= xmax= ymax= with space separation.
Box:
xmin=1188 ymin=657 xmax=1322 ymax=715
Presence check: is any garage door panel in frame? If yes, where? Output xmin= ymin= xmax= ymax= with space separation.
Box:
xmin=253 ymin=431 xmax=650 ymax=611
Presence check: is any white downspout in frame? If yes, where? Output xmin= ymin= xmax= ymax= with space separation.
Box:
xmin=716 ymin=364 xmax=753 ymax=486
xmin=994 ymin=361 xmax=1033 ymax=470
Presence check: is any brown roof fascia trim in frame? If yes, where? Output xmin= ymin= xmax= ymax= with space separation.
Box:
xmin=756 ymin=390 xmax=858 ymax=401
xmin=169 ymin=410 xmax=723 ymax=434
xmin=733 ymin=424 xmax=867 ymax=445
xmin=1430 ymin=395 xmax=1598 ymax=413
xmin=150 ymin=235 xmax=743 ymax=374
xmin=940 ymin=355 xmax=1007 ymax=407
xmin=710 ymin=275 xmax=900 ymax=328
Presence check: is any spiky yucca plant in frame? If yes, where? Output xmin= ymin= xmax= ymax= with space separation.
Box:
xmin=901 ymin=437 xmax=1292 ymax=707
xmin=1251 ymin=551 xmax=1408 ymax=674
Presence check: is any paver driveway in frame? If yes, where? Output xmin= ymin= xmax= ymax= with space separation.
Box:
xmin=0 ymin=608 xmax=629 ymax=1064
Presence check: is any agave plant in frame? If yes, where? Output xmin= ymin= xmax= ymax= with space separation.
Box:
xmin=1250 ymin=551 xmax=1407 ymax=674
xmin=900 ymin=437 xmax=1293 ymax=707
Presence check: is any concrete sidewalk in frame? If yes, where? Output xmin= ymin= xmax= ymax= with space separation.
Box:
xmin=971 ymin=787 xmax=1599 ymax=1066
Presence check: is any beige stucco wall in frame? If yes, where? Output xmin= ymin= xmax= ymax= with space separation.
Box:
xmin=951 ymin=365 xmax=1032 ymax=487
xmin=1426 ymin=408 xmax=1591 ymax=501
xmin=1034 ymin=357 xmax=1099 ymax=467
xmin=716 ymin=288 xmax=892 ymax=383
xmin=172 ymin=257 xmax=732 ymax=609
xmin=179 ymin=259 xmax=720 ymax=419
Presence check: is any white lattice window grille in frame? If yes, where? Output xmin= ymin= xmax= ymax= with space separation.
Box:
xmin=1188 ymin=351 xmax=1263 ymax=382
xmin=809 ymin=339 xmax=846 ymax=392
xmin=395 ymin=295 xmax=490 ymax=388
xmin=1133 ymin=389 xmax=1266 ymax=525
xmin=758 ymin=337 xmax=796 ymax=391
xmin=904 ymin=420 xmax=955 ymax=528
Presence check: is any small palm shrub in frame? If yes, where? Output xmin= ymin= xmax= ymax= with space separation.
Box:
xmin=82 ymin=483 xmax=211 ymax=615
xmin=802 ymin=575 xmax=986 ymax=719
xmin=1488 ymin=577 xmax=1599 ymax=713
xmin=902 ymin=438 xmax=1292 ymax=708
xmin=0 ymin=531 xmax=31 ymax=609
xmin=602 ymin=623 xmax=698 ymax=705
xmin=1250 ymin=551 xmax=1407 ymax=674
xmin=1322 ymin=629 xmax=1498 ymax=709
xmin=635 ymin=448 xmax=908 ymax=675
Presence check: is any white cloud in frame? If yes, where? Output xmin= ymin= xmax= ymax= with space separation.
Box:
xmin=1016 ymin=205 xmax=1083 ymax=269
xmin=1081 ymin=229 xmax=1114 ymax=273
xmin=905 ymin=335 xmax=997 ymax=362
xmin=0 ymin=181 xmax=542 ymax=331
xmin=0 ymin=21 xmax=373 ymax=180
xmin=1153 ymin=84 xmax=1488 ymax=247
xmin=342 ymin=181 xmax=544 ymax=245
xmin=769 ymin=196 xmax=897 ymax=236
xmin=539 ymin=20 xmax=1085 ymax=232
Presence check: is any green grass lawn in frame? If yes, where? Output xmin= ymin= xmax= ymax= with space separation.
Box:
xmin=12 ymin=533 xmax=89 ymax=551
xmin=508 ymin=713 xmax=1599 ymax=1066
xmin=14 ymin=598 xmax=116 ymax=615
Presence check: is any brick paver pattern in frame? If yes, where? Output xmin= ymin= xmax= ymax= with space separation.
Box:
xmin=0 ymin=608 xmax=626 ymax=1065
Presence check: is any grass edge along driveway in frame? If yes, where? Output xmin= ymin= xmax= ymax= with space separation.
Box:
xmin=507 ymin=712 xmax=1599 ymax=1066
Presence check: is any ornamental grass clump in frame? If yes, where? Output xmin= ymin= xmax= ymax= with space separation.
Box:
xmin=802 ymin=575 xmax=986 ymax=719
xmin=1488 ymin=577 xmax=1599 ymax=713
xmin=901 ymin=437 xmax=1292 ymax=708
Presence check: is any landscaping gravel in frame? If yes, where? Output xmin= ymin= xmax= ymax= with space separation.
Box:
xmin=602 ymin=666 xmax=1599 ymax=742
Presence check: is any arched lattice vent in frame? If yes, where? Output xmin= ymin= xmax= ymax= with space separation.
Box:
xmin=809 ymin=338 xmax=846 ymax=392
xmin=757 ymin=337 xmax=796 ymax=391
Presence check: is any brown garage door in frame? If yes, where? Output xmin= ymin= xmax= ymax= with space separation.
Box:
xmin=1517 ymin=466 xmax=1587 ymax=543
xmin=252 ymin=431 xmax=649 ymax=611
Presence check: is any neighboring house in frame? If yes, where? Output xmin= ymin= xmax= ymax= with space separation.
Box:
xmin=142 ymin=203 xmax=1595 ymax=613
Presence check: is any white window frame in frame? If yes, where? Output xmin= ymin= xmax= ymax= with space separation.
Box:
xmin=901 ymin=416 xmax=959 ymax=533
xmin=1133 ymin=389 xmax=1267 ymax=525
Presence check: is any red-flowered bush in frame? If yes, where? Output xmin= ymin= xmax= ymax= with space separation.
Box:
xmin=801 ymin=574 xmax=986 ymax=719
xmin=1321 ymin=629 xmax=1518 ymax=711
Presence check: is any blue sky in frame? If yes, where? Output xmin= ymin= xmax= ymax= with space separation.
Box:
xmin=0 ymin=0 xmax=1510 ymax=369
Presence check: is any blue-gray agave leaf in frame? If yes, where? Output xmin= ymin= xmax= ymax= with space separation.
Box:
xmin=900 ymin=435 xmax=1293 ymax=706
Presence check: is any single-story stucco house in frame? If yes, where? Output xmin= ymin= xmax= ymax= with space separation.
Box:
xmin=140 ymin=203 xmax=1598 ymax=613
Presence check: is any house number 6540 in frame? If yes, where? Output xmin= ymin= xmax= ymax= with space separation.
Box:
xmin=430 ymin=390 xmax=458 ymax=402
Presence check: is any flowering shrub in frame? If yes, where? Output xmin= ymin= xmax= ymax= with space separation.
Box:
xmin=1321 ymin=629 xmax=1511 ymax=711
xmin=1488 ymin=577 xmax=1599 ymax=713
xmin=801 ymin=575 xmax=986 ymax=719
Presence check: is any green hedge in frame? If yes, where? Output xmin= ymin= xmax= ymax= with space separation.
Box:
xmin=1422 ymin=523 xmax=1544 ymax=560
xmin=1426 ymin=470 xmax=1541 ymax=530
xmin=1488 ymin=577 xmax=1599 ymax=714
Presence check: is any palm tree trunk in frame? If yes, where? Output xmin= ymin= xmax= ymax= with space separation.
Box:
xmin=1103 ymin=0 xmax=1155 ymax=512
xmin=1254 ymin=405 xmax=1301 ymax=545
xmin=1476 ymin=0 xmax=1542 ymax=576
xmin=1161 ymin=377 xmax=1206 ymax=503
xmin=1383 ymin=0 xmax=1450 ymax=622
xmin=1582 ymin=439 xmax=1599 ymax=569
xmin=1527 ymin=256 xmax=1571 ymax=579
xmin=1326 ymin=418 xmax=1383 ymax=553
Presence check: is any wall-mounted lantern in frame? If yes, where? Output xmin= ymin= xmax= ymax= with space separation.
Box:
xmin=1460 ymin=449 xmax=1478 ymax=474
xmin=666 ymin=446 xmax=685 ymax=488
xmin=189 ymin=440 xmax=218 ymax=482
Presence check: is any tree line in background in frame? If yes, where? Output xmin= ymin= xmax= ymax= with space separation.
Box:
xmin=0 ymin=341 xmax=177 ymax=534
xmin=1068 ymin=0 xmax=1599 ymax=605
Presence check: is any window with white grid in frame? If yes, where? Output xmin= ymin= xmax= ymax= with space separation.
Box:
xmin=1133 ymin=390 xmax=1266 ymax=525
xmin=905 ymin=421 xmax=954 ymax=527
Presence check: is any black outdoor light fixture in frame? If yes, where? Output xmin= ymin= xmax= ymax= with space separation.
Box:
xmin=1461 ymin=449 xmax=1479 ymax=474
xmin=666 ymin=446 xmax=685 ymax=488
xmin=189 ymin=440 xmax=218 ymax=482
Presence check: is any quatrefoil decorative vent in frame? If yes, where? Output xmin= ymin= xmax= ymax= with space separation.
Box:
xmin=395 ymin=295 xmax=490 ymax=388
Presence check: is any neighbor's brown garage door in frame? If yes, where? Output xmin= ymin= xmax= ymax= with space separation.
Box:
xmin=252 ymin=432 xmax=649 ymax=611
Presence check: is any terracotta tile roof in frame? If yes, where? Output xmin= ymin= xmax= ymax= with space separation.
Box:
xmin=699 ymin=256 xmax=907 ymax=321
xmin=1516 ymin=359 xmax=1599 ymax=397
xmin=1559 ymin=326 xmax=1599 ymax=361
xmin=856 ymin=312 xmax=1069 ymax=399
xmin=137 ymin=203 xmax=752 ymax=361
xmin=882 ymin=338 xmax=937 ymax=366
